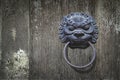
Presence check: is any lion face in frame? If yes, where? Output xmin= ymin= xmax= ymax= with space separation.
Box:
xmin=59 ymin=12 xmax=98 ymax=49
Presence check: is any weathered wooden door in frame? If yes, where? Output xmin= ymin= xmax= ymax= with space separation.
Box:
xmin=0 ymin=0 xmax=120 ymax=80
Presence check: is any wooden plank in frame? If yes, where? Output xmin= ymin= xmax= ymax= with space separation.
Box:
xmin=95 ymin=0 xmax=120 ymax=79
xmin=0 ymin=0 xmax=2 ymax=66
xmin=29 ymin=0 xmax=97 ymax=80
xmin=0 ymin=0 xmax=29 ymax=79
xmin=0 ymin=0 xmax=119 ymax=80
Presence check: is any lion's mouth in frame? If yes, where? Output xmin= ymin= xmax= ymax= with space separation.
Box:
xmin=68 ymin=34 xmax=92 ymax=43
xmin=67 ymin=34 xmax=92 ymax=49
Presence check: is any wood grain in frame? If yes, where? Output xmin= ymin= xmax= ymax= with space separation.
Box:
xmin=95 ymin=0 xmax=120 ymax=79
xmin=0 ymin=0 xmax=120 ymax=80
xmin=0 ymin=0 xmax=2 ymax=66
xmin=29 ymin=0 xmax=120 ymax=80
xmin=0 ymin=0 xmax=29 ymax=79
xmin=30 ymin=0 xmax=97 ymax=80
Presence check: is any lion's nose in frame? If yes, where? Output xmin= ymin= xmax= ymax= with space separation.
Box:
xmin=74 ymin=31 xmax=84 ymax=37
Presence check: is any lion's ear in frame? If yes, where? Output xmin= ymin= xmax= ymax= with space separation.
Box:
xmin=93 ymin=28 xmax=99 ymax=34
xmin=59 ymin=34 xmax=68 ymax=43
xmin=61 ymin=36 xmax=68 ymax=43
xmin=91 ymin=27 xmax=98 ymax=44
xmin=59 ymin=26 xmax=68 ymax=43
xmin=91 ymin=37 xmax=97 ymax=44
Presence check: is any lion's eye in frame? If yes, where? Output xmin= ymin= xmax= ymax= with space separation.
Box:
xmin=83 ymin=25 xmax=90 ymax=30
xmin=68 ymin=26 xmax=74 ymax=31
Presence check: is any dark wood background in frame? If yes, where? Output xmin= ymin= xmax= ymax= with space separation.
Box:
xmin=0 ymin=0 xmax=120 ymax=80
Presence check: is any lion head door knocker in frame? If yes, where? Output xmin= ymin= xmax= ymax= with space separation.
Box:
xmin=59 ymin=12 xmax=98 ymax=71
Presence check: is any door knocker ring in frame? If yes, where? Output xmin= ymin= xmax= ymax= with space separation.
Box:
xmin=63 ymin=41 xmax=96 ymax=71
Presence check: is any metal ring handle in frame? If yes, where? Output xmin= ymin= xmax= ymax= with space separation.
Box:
xmin=63 ymin=41 xmax=96 ymax=71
